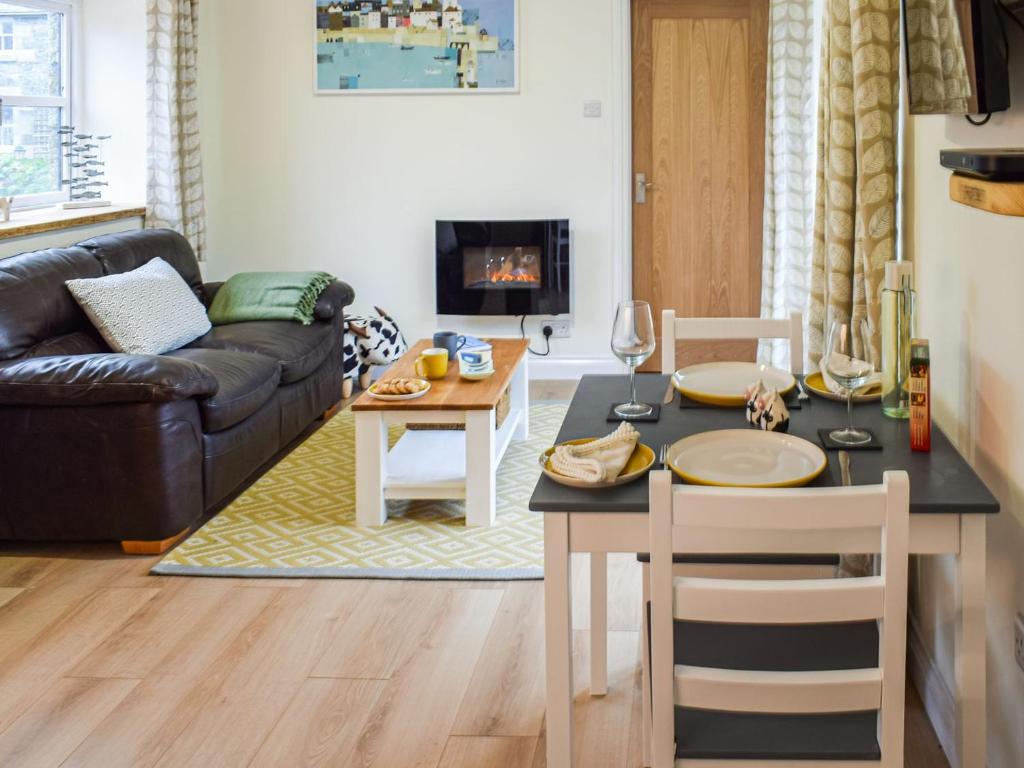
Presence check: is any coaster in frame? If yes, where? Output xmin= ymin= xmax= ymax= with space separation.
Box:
xmin=817 ymin=428 xmax=883 ymax=451
xmin=676 ymin=388 xmax=803 ymax=410
xmin=606 ymin=403 xmax=661 ymax=422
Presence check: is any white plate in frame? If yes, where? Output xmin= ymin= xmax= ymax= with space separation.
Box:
xmin=667 ymin=430 xmax=827 ymax=488
xmin=672 ymin=362 xmax=796 ymax=406
xmin=366 ymin=380 xmax=431 ymax=400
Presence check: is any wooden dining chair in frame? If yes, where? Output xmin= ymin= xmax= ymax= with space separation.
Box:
xmin=645 ymin=469 xmax=910 ymax=768
xmin=660 ymin=310 xmax=805 ymax=375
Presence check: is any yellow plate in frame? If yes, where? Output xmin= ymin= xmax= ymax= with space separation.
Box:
xmin=803 ymin=371 xmax=882 ymax=403
xmin=540 ymin=439 xmax=655 ymax=489
xmin=666 ymin=430 xmax=826 ymax=488
xmin=672 ymin=362 xmax=796 ymax=406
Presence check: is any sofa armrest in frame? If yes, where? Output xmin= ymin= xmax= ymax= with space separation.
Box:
xmin=0 ymin=354 xmax=219 ymax=406
xmin=313 ymin=280 xmax=355 ymax=321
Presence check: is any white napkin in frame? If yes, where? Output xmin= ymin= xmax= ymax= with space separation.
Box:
xmin=550 ymin=422 xmax=640 ymax=484
xmin=818 ymin=358 xmax=882 ymax=396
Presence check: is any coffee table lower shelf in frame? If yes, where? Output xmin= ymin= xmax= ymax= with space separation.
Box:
xmin=355 ymin=406 xmax=527 ymax=527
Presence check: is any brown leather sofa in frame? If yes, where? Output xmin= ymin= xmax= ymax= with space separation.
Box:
xmin=0 ymin=229 xmax=354 ymax=550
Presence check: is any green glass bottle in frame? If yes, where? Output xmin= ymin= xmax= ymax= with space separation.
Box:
xmin=881 ymin=261 xmax=916 ymax=419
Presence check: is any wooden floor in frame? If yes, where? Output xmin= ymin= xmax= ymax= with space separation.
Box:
xmin=0 ymin=381 xmax=951 ymax=768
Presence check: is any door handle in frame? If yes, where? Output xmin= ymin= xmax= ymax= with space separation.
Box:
xmin=635 ymin=173 xmax=657 ymax=204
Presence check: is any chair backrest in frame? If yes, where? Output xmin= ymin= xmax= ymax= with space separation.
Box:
xmin=661 ymin=310 xmax=804 ymax=375
xmin=647 ymin=470 xmax=910 ymax=768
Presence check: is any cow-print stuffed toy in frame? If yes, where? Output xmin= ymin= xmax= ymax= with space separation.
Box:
xmin=342 ymin=307 xmax=408 ymax=397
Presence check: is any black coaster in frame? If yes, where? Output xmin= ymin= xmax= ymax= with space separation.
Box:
xmin=817 ymin=428 xmax=883 ymax=451
xmin=606 ymin=403 xmax=661 ymax=422
xmin=676 ymin=388 xmax=803 ymax=410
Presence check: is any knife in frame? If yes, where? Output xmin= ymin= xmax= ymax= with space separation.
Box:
xmin=839 ymin=450 xmax=852 ymax=487
xmin=662 ymin=380 xmax=675 ymax=405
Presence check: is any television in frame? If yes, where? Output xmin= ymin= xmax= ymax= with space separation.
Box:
xmin=903 ymin=0 xmax=1010 ymax=115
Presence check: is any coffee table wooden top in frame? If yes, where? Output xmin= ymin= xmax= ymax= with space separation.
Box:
xmin=351 ymin=338 xmax=529 ymax=412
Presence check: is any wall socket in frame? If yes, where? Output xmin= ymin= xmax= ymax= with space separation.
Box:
xmin=1015 ymin=613 xmax=1024 ymax=674
xmin=544 ymin=319 xmax=571 ymax=339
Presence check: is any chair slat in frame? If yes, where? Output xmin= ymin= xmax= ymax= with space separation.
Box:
xmin=673 ymin=576 xmax=884 ymax=624
xmin=676 ymin=760 xmax=882 ymax=767
xmin=673 ymin=665 xmax=882 ymax=714
xmin=672 ymin=317 xmax=794 ymax=340
xmin=671 ymin=485 xmax=887 ymax=530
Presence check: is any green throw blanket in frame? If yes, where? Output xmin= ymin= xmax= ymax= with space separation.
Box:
xmin=208 ymin=271 xmax=334 ymax=326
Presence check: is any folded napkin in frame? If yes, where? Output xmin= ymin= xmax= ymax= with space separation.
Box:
xmin=550 ymin=422 xmax=640 ymax=484
xmin=818 ymin=358 xmax=882 ymax=396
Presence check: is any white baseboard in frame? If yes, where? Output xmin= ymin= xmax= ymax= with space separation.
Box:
xmin=526 ymin=355 xmax=624 ymax=380
xmin=908 ymin=614 xmax=958 ymax=767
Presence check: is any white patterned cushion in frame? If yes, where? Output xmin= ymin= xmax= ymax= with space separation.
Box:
xmin=66 ymin=257 xmax=211 ymax=355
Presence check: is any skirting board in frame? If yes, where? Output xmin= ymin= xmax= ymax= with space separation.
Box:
xmin=908 ymin=613 xmax=958 ymax=767
xmin=527 ymin=355 xmax=624 ymax=380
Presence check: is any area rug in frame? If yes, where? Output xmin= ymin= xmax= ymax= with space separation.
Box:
xmin=151 ymin=403 xmax=567 ymax=579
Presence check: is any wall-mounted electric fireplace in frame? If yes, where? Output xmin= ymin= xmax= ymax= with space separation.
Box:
xmin=436 ymin=219 xmax=570 ymax=316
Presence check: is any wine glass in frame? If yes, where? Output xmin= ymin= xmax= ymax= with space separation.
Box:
xmin=611 ymin=300 xmax=656 ymax=418
xmin=824 ymin=319 xmax=874 ymax=446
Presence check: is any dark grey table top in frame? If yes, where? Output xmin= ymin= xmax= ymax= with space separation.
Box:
xmin=528 ymin=374 xmax=1000 ymax=515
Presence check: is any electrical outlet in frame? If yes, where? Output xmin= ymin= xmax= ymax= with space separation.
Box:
xmin=1015 ymin=613 xmax=1024 ymax=674
xmin=545 ymin=319 xmax=571 ymax=338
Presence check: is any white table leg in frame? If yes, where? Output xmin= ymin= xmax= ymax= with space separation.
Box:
xmin=955 ymin=514 xmax=987 ymax=768
xmin=465 ymin=409 xmax=496 ymax=526
xmin=512 ymin=352 xmax=529 ymax=441
xmin=355 ymin=411 xmax=387 ymax=526
xmin=545 ymin=512 xmax=574 ymax=767
xmin=590 ymin=551 xmax=608 ymax=696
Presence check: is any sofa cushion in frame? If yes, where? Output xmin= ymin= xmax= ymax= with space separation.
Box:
xmin=0 ymin=246 xmax=103 ymax=361
xmin=66 ymin=257 xmax=212 ymax=355
xmin=189 ymin=321 xmax=335 ymax=384
xmin=165 ymin=348 xmax=280 ymax=433
xmin=79 ymin=228 xmax=204 ymax=299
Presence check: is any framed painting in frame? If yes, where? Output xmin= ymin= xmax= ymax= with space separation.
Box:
xmin=314 ymin=1 xmax=519 ymax=94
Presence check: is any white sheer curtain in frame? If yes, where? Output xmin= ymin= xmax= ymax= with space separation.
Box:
xmin=146 ymin=0 xmax=206 ymax=260
xmin=759 ymin=0 xmax=821 ymax=370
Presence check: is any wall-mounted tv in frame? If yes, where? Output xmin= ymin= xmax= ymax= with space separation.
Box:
xmin=903 ymin=0 xmax=1010 ymax=115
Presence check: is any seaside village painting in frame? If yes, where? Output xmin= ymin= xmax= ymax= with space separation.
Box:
xmin=315 ymin=1 xmax=517 ymax=92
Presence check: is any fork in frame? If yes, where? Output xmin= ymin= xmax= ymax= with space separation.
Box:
xmin=796 ymin=377 xmax=811 ymax=401
xmin=660 ymin=443 xmax=670 ymax=468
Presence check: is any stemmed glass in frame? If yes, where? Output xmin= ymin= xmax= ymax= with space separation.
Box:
xmin=611 ymin=300 xmax=656 ymax=418
xmin=824 ymin=319 xmax=874 ymax=446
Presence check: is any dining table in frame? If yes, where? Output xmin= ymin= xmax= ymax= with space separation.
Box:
xmin=529 ymin=373 xmax=999 ymax=768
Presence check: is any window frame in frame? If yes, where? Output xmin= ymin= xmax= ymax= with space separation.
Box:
xmin=0 ymin=0 xmax=75 ymax=209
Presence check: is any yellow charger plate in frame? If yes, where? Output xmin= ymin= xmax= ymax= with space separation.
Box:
xmin=803 ymin=372 xmax=882 ymax=403
xmin=666 ymin=430 xmax=826 ymax=488
xmin=540 ymin=439 xmax=656 ymax=489
xmin=672 ymin=362 xmax=796 ymax=406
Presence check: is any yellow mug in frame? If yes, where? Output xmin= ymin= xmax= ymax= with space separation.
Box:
xmin=414 ymin=348 xmax=449 ymax=380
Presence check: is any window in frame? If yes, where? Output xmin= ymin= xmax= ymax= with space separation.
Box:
xmin=0 ymin=1 xmax=72 ymax=207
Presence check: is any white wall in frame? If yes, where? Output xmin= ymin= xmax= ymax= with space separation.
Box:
xmin=77 ymin=0 xmax=147 ymax=204
xmin=906 ymin=22 xmax=1024 ymax=768
xmin=198 ymin=0 xmax=625 ymax=370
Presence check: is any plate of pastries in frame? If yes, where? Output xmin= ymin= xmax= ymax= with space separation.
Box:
xmin=367 ymin=377 xmax=431 ymax=401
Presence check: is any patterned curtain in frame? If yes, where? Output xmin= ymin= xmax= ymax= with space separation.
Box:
xmin=759 ymin=0 xmax=820 ymax=371
xmin=808 ymin=0 xmax=900 ymax=367
xmin=146 ymin=0 xmax=206 ymax=260
xmin=904 ymin=0 xmax=971 ymax=113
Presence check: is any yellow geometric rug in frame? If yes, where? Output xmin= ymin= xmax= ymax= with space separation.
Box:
xmin=152 ymin=403 xmax=566 ymax=579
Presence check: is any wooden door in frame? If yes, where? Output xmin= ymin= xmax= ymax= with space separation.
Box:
xmin=632 ymin=0 xmax=768 ymax=370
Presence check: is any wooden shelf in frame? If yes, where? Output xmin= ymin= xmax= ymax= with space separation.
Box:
xmin=0 ymin=204 xmax=146 ymax=242
xmin=949 ymin=173 xmax=1024 ymax=217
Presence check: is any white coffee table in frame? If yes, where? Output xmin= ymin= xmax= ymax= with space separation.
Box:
xmin=351 ymin=339 xmax=529 ymax=527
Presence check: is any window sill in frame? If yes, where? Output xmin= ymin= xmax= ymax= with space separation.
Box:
xmin=0 ymin=204 xmax=147 ymax=242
